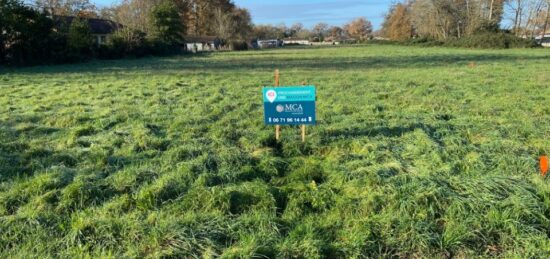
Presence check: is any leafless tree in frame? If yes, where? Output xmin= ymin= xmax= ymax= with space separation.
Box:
xmin=312 ymin=22 xmax=329 ymax=39
xmin=34 ymin=0 xmax=96 ymax=16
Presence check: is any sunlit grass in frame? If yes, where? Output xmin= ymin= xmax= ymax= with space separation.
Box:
xmin=0 ymin=45 xmax=549 ymax=257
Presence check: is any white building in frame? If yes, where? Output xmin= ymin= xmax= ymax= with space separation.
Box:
xmin=283 ymin=38 xmax=310 ymax=45
xmin=185 ymin=36 xmax=220 ymax=52
xmin=535 ymin=34 xmax=550 ymax=47
xmin=258 ymin=39 xmax=282 ymax=48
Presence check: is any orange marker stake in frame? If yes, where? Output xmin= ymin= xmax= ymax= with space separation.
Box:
xmin=540 ymin=156 xmax=549 ymax=177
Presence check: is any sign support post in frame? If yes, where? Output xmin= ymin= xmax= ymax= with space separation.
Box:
xmin=264 ymin=70 xmax=316 ymax=142
xmin=301 ymin=81 xmax=307 ymax=142
xmin=275 ymin=69 xmax=281 ymax=140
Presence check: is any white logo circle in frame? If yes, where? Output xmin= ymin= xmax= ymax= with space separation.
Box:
xmin=266 ymin=90 xmax=277 ymax=103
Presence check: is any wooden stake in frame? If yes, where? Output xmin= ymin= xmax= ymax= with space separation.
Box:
xmin=301 ymin=81 xmax=307 ymax=142
xmin=275 ymin=69 xmax=280 ymax=140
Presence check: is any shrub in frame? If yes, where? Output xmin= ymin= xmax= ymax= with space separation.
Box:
xmin=229 ymin=41 xmax=249 ymax=51
xmin=67 ymin=18 xmax=94 ymax=61
xmin=446 ymin=32 xmax=539 ymax=49
xmin=0 ymin=0 xmax=59 ymax=65
xmin=401 ymin=33 xmax=539 ymax=49
xmin=404 ymin=37 xmax=444 ymax=47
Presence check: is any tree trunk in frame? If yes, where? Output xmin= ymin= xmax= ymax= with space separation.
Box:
xmin=541 ymin=2 xmax=550 ymax=43
xmin=489 ymin=0 xmax=495 ymax=20
xmin=513 ymin=0 xmax=522 ymax=34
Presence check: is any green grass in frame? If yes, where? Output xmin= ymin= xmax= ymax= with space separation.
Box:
xmin=0 ymin=45 xmax=549 ymax=258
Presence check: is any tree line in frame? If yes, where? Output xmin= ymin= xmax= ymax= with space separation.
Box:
xmin=1 ymin=0 xmax=256 ymax=65
xmin=252 ymin=18 xmax=374 ymax=42
xmin=3 ymin=0 xmax=546 ymax=65
xmin=381 ymin=0 xmax=549 ymax=47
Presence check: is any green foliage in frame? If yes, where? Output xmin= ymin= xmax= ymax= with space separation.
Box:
xmin=149 ymin=0 xmax=184 ymax=45
xmin=0 ymin=45 xmax=549 ymax=257
xmin=404 ymin=37 xmax=445 ymax=47
xmin=67 ymin=18 xmax=93 ymax=60
xmin=0 ymin=0 xmax=57 ymax=65
xmin=106 ymin=28 xmax=150 ymax=58
xmin=229 ymin=41 xmax=249 ymax=51
xmin=447 ymin=32 xmax=540 ymax=49
xmin=400 ymin=32 xmax=540 ymax=49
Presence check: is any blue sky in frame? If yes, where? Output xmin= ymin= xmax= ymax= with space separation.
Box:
xmin=93 ymin=0 xmax=393 ymax=29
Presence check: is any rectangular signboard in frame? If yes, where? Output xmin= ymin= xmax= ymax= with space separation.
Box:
xmin=263 ymin=86 xmax=316 ymax=125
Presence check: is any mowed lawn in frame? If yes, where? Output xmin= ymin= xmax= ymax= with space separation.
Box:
xmin=0 ymin=45 xmax=549 ymax=258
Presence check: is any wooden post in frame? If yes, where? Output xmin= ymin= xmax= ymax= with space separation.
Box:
xmin=301 ymin=81 xmax=307 ymax=142
xmin=275 ymin=69 xmax=281 ymax=140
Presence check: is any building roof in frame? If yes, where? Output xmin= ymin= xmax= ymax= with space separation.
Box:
xmin=54 ymin=16 xmax=121 ymax=34
xmin=185 ymin=36 xmax=219 ymax=43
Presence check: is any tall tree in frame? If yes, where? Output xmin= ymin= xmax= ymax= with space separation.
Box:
xmin=312 ymin=22 xmax=329 ymax=40
xmin=344 ymin=17 xmax=373 ymax=40
xmin=34 ymin=0 xmax=96 ymax=16
xmin=252 ymin=24 xmax=286 ymax=39
xmin=1 ymin=0 xmax=55 ymax=64
xmin=68 ymin=17 xmax=92 ymax=57
xmin=149 ymin=0 xmax=184 ymax=44
xmin=327 ymin=26 xmax=344 ymax=39
xmin=409 ymin=0 xmax=508 ymax=40
xmin=542 ymin=1 xmax=550 ymax=39
xmin=186 ymin=0 xmax=235 ymax=36
xmin=289 ymin=22 xmax=304 ymax=37
xmin=383 ymin=3 xmax=414 ymax=40
xmin=213 ymin=6 xmax=252 ymax=40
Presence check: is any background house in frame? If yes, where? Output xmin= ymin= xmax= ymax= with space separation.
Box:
xmin=283 ymin=38 xmax=311 ymax=45
xmin=185 ymin=36 xmax=221 ymax=52
xmin=535 ymin=34 xmax=550 ymax=47
xmin=54 ymin=16 xmax=121 ymax=47
xmin=257 ymin=39 xmax=283 ymax=48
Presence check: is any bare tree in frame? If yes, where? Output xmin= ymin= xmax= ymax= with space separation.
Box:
xmin=312 ymin=22 xmax=329 ymax=40
xmin=409 ymin=0 xmax=508 ymax=40
xmin=34 ymin=0 xmax=96 ymax=16
xmin=327 ymin=26 xmax=344 ymax=39
xmin=214 ymin=7 xmax=252 ymax=40
xmin=542 ymin=0 xmax=550 ymax=40
xmin=289 ymin=23 xmax=304 ymax=37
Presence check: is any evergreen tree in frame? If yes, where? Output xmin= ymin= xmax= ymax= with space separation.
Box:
xmin=68 ymin=17 xmax=93 ymax=59
xmin=149 ymin=0 xmax=184 ymax=44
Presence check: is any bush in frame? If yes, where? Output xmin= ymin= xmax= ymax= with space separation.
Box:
xmin=400 ymin=33 xmax=539 ymax=49
xmin=404 ymin=37 xmax=444 ymax=47
xmin=229 ymin=41 xmax=249 ymax=51
xmin=0 ymin=0 xmax=59 ymax=65
xmin=446 ymin=32 xmax=539 ymax=49
xmin=111 ymin=29 xmax=151 ymax=58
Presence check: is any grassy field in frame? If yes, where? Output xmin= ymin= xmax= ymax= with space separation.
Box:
xmin=0 ymin=45 xmax=549 ymax=258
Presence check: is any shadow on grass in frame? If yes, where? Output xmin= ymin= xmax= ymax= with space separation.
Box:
xmin=321 ymin=122 xmax=447 ymax=147
xmin=0 ymin=119 xmax=77 ymax=182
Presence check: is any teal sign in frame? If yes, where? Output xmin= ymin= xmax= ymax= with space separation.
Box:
xmin=263 ymin=86 xmax=316 ymax=125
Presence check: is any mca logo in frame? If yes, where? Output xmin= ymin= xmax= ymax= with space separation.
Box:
xmin=276 ymin=104 xmax=304 ymax=114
